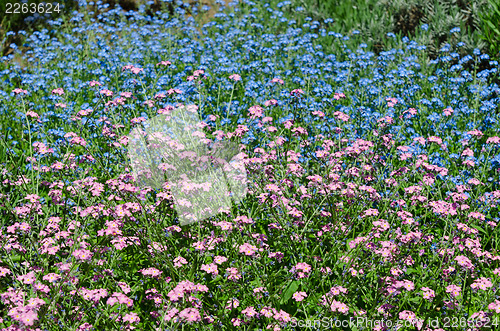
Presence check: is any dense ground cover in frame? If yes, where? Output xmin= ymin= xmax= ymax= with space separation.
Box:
xmin=291 ymin=0 xmax=498 ymax=61
xmin=1 ymin=0 xmax=500 ymax=330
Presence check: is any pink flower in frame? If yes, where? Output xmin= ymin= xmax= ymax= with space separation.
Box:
xmin=118 ymin=281 xmax=131 ymax=294
xmin=401 ymin=280 xmax=415 ymax=291
xmin=225 ymin=298 xmax=240 ymax=309
xmin=330 ymin=300 xmax=349 ymax=314
xmin=156 ymin=60 xmax=172 ymax=66
xmin=167 ymin=88 xmax=183 ymax=95
xmin=469 ymin=212 xmax=486 ymax=220
xmin=69 ymin=136 xmax=87 ymax=147
xmin=42 ymin=273 xmax=61 ymax=283
xmin=405 ymin=107 xmax=418 ymax=116
xmin=226 ymin=267 xmax=241 ymax=281
xmin=413 ymin=136 xmax=426 ymax=145
xmin=20 ymin=310 xmax=38 ymax=326
xmin=428 ymin=136 xmax=443 ymax=145
xmin=265 ymin=183 xmax=280 ymax=193
xmin=386 ymin=97 xmax=398 ymax=107
xmin=455 ymin=255 xmax=474 ymax=270
xmin=107 ymin=292 xmax=133 ymax=307
xmin=333 ymin=111 xmax=349 ymax=122
xmin=229 ymin=74 xmax=241 ymax=81
xmin=131 ymin=67 xmax=143 ymax=74
xmin=201 ymin=263 xmax=219 ymax=275
xmin=52 ymin=88 xmax=64 ymax=95
xmin=377 ymin=116 xmax=394 ymax=125
xmin=443 ymin=107 xmax=453 ymax=116
xmin=248 ymin=105 xmax=263 ymax=117
xmin=0 ymin=267 xmax=11 ymax=277
xmin=239 ymin=243 xmax=258 ymax=256
xmin=471 ymin=277 xmax=493 ymax=290
xmin=179 ymin=308 xmax=201 ymax=322
xmin=292 ymin=291 xmax=307 ymax=301
xmin=79 ymin=323 xmax=93 ymax=330
xmin=468 ymin=178 xmax=482 ymax=185
xmin=399 ymin=310 xmax=418 ymax=323
xmin=163 ymin=308 xmax=179 ymax=321
xmin=123 ymin=312 xmax=140 ymax=323
xmin=17 ymin=271 xmax=36 ymax=284
xmin=34 ymin=282 xmax=50 ymax=293
xmin=295 ymin=262 xmax=312 ymax=273
xmin=72 ymin=249 xmax=92 ymax=261
xmin=260 ymin=307 xmax=274 ymax=318
xmin=100 ymin=89 xmax=113 ymax=97
xmin=215 ymin=221 xmax=233 ymax=231
xmin=446 ymin=284 xmax=461 ymax=297
xmin=240 ymin=306 xmax=257 ymax=318
xmin=173 ymin=256 xmax=188 ymax=268
xmin=139 ymin=268 xmax=162 ymax=278
xmin=486 ymin=136 xmax=500 ymax=144
xmin=13 ymin=88 xmax=28 ymax=94
xmin=270 ymin=78 xmax=284 ymax=84
xmin=193 ymin=69 xmax=204 ymax=77
xmin=329 ymin=286 xmax=348 ymax=296
xmin=467 ymin=129 xmax=483 ymax=137
xmin=26 ymin=111 xmax=39 ymax=118
xmin=131 ymin=117 xmax=146 ymax=124
xmin=421 ymin=287 xmax=435 ymax=301
xmin=488 ymin=299 xmax=500 ymax=313
xmin=264 ymin=99 xmax=278 ymax=106
xmin=214 ymin=256 xmax=227 ymax=264
xmin=274 ymin=309 xmax=292 ymax=322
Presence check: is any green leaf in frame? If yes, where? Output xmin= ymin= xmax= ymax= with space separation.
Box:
xmin=489 ymin=0 xmax=500 ymax=15
xmin=409 ymin=297 xmax=421 ymax=304
xmin=486 ymin=20 xmax=500 ymax=36
xmin=280 ymin=280 xmax=299 ymax=305
xmin=209 ymin=275 xmax=222 ymax=284
xmin=471 ymin=224 xmax=487 ymax=235
xmin=250 ymin=278 xmax=263 ymax=288
xmin=11 ymin=255 xmax=22 ymax=263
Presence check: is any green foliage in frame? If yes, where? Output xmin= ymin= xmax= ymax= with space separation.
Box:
xmin=0 ymin=0 xmax=203 ymax=56
xmin=411 ymin=0 xmax=489 ymax=57
xmin=0 ymin=0 xmax=79 ymax=55
xmin=293 ymin=0 xmax=492 ymax=59
xmin=294 ymin=0 xmax=394 ymax=53
xmin=479 ymin=0 xmax=500 ymax=59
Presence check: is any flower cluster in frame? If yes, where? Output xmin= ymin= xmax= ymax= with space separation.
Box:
xmin=0 ymin=0 xmax=500 ymax=330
